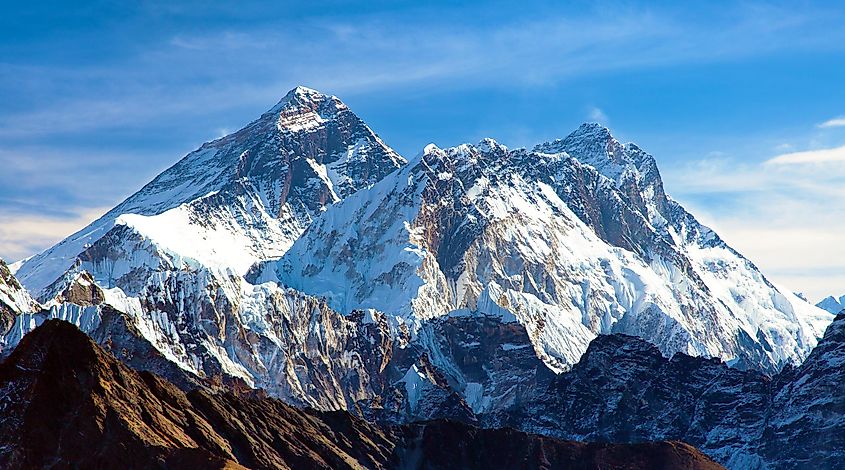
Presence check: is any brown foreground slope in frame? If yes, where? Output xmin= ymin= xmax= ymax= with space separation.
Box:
xmin=0 ymin=320 xmax=723 ymax=470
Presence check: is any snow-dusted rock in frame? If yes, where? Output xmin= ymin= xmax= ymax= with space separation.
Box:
xmin=508 ymin=312 xmax=845 ymax=470
xmin=0 ymin=259 xmax=39 ymax=337
xmin=265 ymin=124 xmax=831 ymax=374
xmin=761 ymin=313 xmax=845 ymax=468
xmin=14 ymin=86 xmax=405 ymax=301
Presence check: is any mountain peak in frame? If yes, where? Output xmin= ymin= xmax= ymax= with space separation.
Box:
xmin=533 ymin=122 xmax=615 ymax=156
xmin=476 ymin=137 xmax=507 ymax=153
xmin=286 ymin=85 xmax=329 ymax=102
xmin=13 ymin=85 xmax=405 ymax=298
xmin=267 ymin=85 xmax=339 ymax=115
xmin=571 ymin=121 xmax=614 ymax=139
xmin=532 ymin=122 xmax=663 ymax=187
xmin=817 ymin=295 xmax=845 ymax=314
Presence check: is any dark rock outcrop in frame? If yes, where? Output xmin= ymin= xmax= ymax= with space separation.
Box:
xmin=760 ymin=313 xmax=845 ymax=468
xmin=0 ymin=320 xmax=723 ymax=470
xmin=505 ymin=314 xmax=845 ymax=469
xmin=510 ymin=334 xmax=770 ymax=466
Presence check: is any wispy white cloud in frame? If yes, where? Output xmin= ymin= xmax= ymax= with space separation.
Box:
xmin=818 ymin=116 xmax=845 ymax=128
xmin=765 ymin=144 xmax=845 ymax=165
xmin=588 ymin=107 xmax=608 ymax=124
xmin=0 ymin=206 xmax=110 ymax=262
xmin=3 ymin=4 xmax=845 ymax=139
xmin=3 ymin=2 xmax=845 ymax=298
xmin=665 ymin=151 xmax=845 ymax=301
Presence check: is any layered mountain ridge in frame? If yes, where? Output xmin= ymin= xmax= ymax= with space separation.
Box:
xmin=0 ymin=319 xmax=725 ymax=470
xmin=510 ymin=312 xmax=845 ymax=469
xmin=0 ymin=86 xmax=839 ymax=469
xmin=262 ymin=124 xmax=829 ymax=373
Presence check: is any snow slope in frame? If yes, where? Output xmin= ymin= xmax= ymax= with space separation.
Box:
xmin=14 ymin=86 xmax=405 ymax=300
xmin=265 ymin=125 xmax=832 ymax=373
xmin=817 ymin=294 xmax=845 ymax=314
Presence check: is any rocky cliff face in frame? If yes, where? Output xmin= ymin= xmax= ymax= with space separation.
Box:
xmin=267 ymin=126 xmax=830 ymax=374
xmin=760 ymin=313 xmax=845 ymax=468
xmin=504 ymin=313 xmax=845 ymax=470
xmin=0 ymin=320 xmax=725 ymax=470
xmin=511 ymin=332 xmax=771 ymax=467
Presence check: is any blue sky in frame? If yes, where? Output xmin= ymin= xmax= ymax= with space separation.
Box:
xmin=2 ymin=1 xmax=845 ymax=300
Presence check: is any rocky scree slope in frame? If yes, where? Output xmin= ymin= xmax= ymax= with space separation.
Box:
xmin=0 ymin=320 xmax=725 ymax=470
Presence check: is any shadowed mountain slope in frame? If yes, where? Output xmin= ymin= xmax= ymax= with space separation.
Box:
xmin=0 ymin=320 xmax=723 ymax=470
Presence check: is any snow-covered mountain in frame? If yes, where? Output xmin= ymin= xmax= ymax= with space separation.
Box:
xmin=1 ymin=87 xmax=409 ymax=408
xmin=0 ymin=259 xmax=38 ymax=331
xmin=259 ymin=124 xmax=831 ymax=373
xmin=1 ymin=86 xmax=840 ymax=468
xmin=817 ymin=294 xmax=845 ymax=314
xmin=14 ymin=86 xmax=405 ymax=301
xmin=0 ymin=87 xmax=834 ymax=430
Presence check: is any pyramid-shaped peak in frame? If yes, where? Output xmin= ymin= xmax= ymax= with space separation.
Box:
xmin=287 ymin=85 xmax=330 ymax=101
xmin=532 ymin=122 xmax=663 ymax=186
xmin=533 ymin=122 xmax=616 ymax=155
xmin=267 ymin=85 xmax=342 ymax=115
xmin=568 ymin=122 xmax=614 ymax=140
xmin=476 ymin=138 xmax=508 ymax=153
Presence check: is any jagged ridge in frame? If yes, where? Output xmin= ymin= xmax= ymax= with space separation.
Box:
xmin=267 ymin=125 xmax=830 ymax=374
xmin=0 ymin=320 xmax=724 ymax=470
xmin=507 ymin=313 xmax=845 ymax=469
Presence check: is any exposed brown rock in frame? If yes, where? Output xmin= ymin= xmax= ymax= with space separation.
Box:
xmin=58 ymin=271 xmax=105 ymax=306
xmin=0 ymin=320 xmax=724 ymax=470
xmin=397 ymin=422 xmax=725 ymax=470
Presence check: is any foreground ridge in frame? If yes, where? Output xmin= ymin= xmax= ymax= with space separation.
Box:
xmin=0 ymin=320 xmax=723 ymax=470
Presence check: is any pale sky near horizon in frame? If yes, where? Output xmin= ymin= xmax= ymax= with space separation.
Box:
xmin=2 ymin=1 xmax=845 ymax=301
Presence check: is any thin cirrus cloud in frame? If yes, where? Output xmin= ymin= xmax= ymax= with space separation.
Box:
xmin=664 ymin=137 xmax=845 ymax=302
xmin=0 ymin=206 xmax=111 ymax=263
xmin=3 ymin=4 xmax=845 ymax=140
xmin=3 ymin=2 xmax=845 ymax=298
xmin=818 ymin=116 xmax=845 ymax=128
xmin=765 ymin=144 xmax=845 ymax=165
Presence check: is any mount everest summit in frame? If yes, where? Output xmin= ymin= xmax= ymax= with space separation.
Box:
xmin=0 ymin=86 xmax=837 ymax=469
